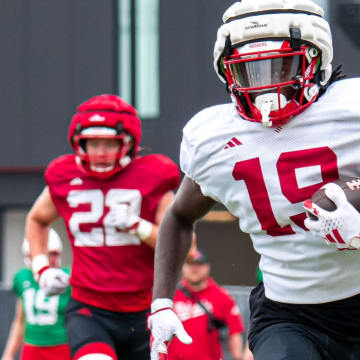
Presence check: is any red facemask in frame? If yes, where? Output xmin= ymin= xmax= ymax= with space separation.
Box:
xmin=223 ymin=41 xmax=320 ymax=127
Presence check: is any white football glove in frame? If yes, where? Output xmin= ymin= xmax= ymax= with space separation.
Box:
xmin=38 ymin=267 xmax=70 ymax=296
xmin=106 ymin=203 xmax=153 ymax=240
xmin=148 ymin=299 xmax=192 ymax=360
xmin=32 ymin=254 xmax=70 ymax=296
xmin=304 ymin=183 xmax=360 ymax=250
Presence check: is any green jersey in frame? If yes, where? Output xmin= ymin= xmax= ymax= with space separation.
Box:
xmin=13 ymin=267 xmax=71 ymax=346
xmin=256 ymin=267 xmax=263 ymax=283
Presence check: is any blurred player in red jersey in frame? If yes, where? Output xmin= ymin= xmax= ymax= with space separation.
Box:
xmin=168 ymin=250 xmax=245 ymax=360
xmin=25 ymin=94 xmax=181 ymax=360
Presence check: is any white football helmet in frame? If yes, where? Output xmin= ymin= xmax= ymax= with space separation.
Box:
xmin=213 ymin=0 xmax=333 ymax=127
xmin=22 ymin=228 xmax=63 ymax=268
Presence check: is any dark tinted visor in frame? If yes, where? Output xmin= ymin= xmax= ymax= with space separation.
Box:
xmin=230 ymin=55 xmax=301 ymax=90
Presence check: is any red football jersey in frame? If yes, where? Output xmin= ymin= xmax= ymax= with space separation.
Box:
xmin=45 ymin=154 xmax=180 ymax=311
xmin=168 ymin=278 xmax=245 ymax=360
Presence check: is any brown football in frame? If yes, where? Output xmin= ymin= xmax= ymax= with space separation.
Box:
xmin=307 ymin=177 xmax=360 ymax=220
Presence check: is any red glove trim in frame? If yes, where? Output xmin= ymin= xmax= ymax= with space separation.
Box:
xmin=147 ymin=307 xmax=173 ymax=330
xmin=38 ymin=266 xmax=50 ymax=276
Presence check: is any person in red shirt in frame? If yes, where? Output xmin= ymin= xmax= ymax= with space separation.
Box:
xmin=167 ymin=250 xmax=245 ymax=360
xmin=25 ymin=94 xmax=181 ymax=360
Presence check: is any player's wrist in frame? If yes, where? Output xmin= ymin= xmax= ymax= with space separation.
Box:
xmin=137 ymin=219 xmax=153 ymax=240
xmin=151 ymin=298 xmax=174 ymax=313
xmin=32 ymin=254 xmax=50 ymax=281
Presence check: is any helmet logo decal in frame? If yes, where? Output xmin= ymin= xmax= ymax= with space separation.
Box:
xmin=245 ymin=21 xmax=268 ymax=30
xmin=248 ymin=42 xmax=268 ymax=49
xmin=89 ymin=114 xmax=105 ymax=122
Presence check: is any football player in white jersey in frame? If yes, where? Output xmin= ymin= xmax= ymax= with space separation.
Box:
xmin=148 ymin=1 xmax=360 ymax=359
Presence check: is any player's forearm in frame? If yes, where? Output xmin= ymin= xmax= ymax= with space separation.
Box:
xmin=152 ymin=207 xmax=194 ymax=300
xmin=142 ymin=221 xmax=197 ymax=255
xmin=243 ymin=341 xmax=254 ymax=360
xmin=140 ymin=223 xmax=158 ymax=249
xmin=25 ymin=217 xmax=50 ymax=258
xmin=152 ymin=177 xmax=215 ymax=300
xmin=142 ymin=190 xmax=175 ymax=250
xmin=2 ymin=332 xmax=22 ymax=358
xmin=228 ymin=333 xmax=243 ymax=360
xmin=2 ymin=308 xmax=24 ymax=358
xmin=25 ymin=186 xmax=60 ymax=259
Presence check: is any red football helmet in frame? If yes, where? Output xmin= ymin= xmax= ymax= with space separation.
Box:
xmin=222 ymin=40 xmax=321 ymax=127
xmin=68 ymin=94 xmax=141 ymax=178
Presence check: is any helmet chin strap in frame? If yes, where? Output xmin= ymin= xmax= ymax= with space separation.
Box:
xmin=254 ymin=93 xmax=288 ymax=127
xmin=90 ymin=155 xmax=131 ymax=173
xmin=90 ymin=164 xmax=115 ymax=173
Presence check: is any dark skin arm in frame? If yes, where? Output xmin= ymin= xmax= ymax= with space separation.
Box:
xmin=153 ymin=176 xmax=216 ymax=300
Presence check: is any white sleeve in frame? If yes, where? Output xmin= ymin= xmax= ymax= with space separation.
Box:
xmin=179 ymin=107 xmax=215 ymax=182
xmin=179 ymin=129 xmax=195 ymax=180
xmin=179 ymin=104 xmax=230 ymax=202
xmin=179 ymin=116 xmax=221 ymax=203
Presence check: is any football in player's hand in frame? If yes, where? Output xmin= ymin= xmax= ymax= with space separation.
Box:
xmin=307 ymin=177 xmax=360 ymax=220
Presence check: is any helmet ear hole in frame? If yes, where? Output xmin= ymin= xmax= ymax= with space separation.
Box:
xmin=124 ymin=134 xmax=135 ymax=158
xmin=79 ymin=139 xmax=87 ymax=153
xmin=116 ymin=122 xmax=124 ymax=134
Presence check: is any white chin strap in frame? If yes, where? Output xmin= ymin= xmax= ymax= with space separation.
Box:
xmin=90 ymin=155 xmax=131 ymax=173
xmin=90 ymin=164 xmax=115 ymax=173
xmin=254 ymin=93 xmax=287 ymax=127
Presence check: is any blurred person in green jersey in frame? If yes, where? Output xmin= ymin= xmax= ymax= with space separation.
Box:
xmin=256 ymin=267 xmax=263 ymax=284
xmin=1 ymin=229 xmax=71 ymax=360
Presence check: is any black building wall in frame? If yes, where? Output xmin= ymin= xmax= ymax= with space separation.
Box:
xmin=0 ymin=1 xmax=116 ymax=167
xmin=0 ymin=0 xmax=117 ymax=205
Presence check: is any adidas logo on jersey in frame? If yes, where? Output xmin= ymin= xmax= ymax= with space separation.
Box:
xmin=224 ymin=137 xmax=242 ymax=149
xmin=89 ymin=114 xmax=105 ymax=122
xmin=70 ymin=177 xmax=83 ymax=186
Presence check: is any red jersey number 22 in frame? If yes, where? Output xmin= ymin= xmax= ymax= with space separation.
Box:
xmin=67 ymin=188 xmax=142 ymax=246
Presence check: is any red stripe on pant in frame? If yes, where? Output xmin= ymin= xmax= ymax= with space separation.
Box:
xmin=21 ymin=344 xmax=71 ymax=360
xmin=74 ymin=342 xmax=117 ymax=360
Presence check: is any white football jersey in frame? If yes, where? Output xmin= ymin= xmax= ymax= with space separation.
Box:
xmin=180 ymin=78 xmax=360 ymax=304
